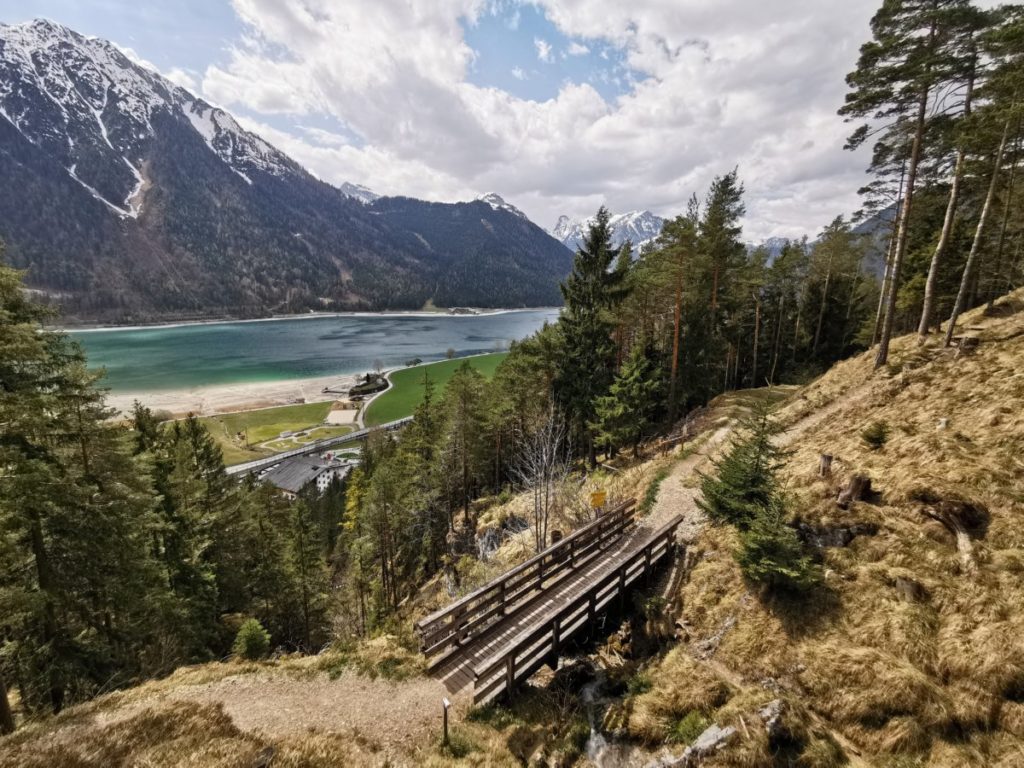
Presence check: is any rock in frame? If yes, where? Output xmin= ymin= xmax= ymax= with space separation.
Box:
xmin=894 ymin=576 xmax=929 ymax=603
xmin=758 ymin=698 xmax=786 ymax=739
xmin=643 ymin=724 xmax=737 ymax=767
xmin=797 ymin=522 xmax=878 ymax=548
xmin=937 ymin=417 xmax=950 ymax=430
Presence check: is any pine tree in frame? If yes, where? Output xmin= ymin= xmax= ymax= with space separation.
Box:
xmin=697 ymin=404 xmax=788 ymax=530
xmin=841 ymin=0 xmax=974 ymax=367
xmin=593 ymin=338 xmax=663 ymax=458
xmin=736 ymin=500 xmax=821 ymax=593
xmin=555 ymin=207 xmax=625 ymax=464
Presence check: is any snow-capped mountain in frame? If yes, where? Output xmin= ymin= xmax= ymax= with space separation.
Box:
xmin=0 ymin=19 xmax=571 ymax=320
xmin=340 ymin=182 xmax=379 ymax=204
xmin=477 ymin=192 xmax=528 ymax=220
xmin=552 ymin=210 xmax=665 ymax=253
xmin=0 ymin=19 xmax=301 ymax=218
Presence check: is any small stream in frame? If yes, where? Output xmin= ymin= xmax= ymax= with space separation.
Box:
xmin=581 ymin=670 xmax=644 ymax=768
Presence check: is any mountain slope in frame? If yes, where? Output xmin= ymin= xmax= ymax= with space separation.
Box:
xmin=552 ymin=209 xmax=665 ymax=252
xmin=0 ymin=20 xmax=570 ymax=321
xmin=624 ymin=291 xmax=1024 ymax=766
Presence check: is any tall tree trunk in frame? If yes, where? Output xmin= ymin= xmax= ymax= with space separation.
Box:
xmin=751 ymin=294 xmax=761 ymax=387
xmin=29 ymin=513 xmax=64 ymax=713
xmin=987 ymin=126 xmax=1020 ymax=310
xmin=873 ymin=160 xmax=907 ymax=346
xmin=876 ymin=79 xmax=930 ymax=368
xmin=945 ymin=120 xmax=1011 ymax=347
xmin=769 ymin=294 xmax=785 ymax=383
xmin=0 ymin=673 xmax=14 ymax=735
xmin=918 ymin=63 xmax=975 ymax=340
xmin=813 ymin=253 xmax=834 ymax=355
xmin=668 ymin=270 xmax=683 ymax=414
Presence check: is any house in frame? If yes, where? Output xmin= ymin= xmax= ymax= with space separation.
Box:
xmin=260 ymin=455 xmax=352 ymax=499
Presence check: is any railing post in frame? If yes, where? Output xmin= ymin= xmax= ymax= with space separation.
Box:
xmin=619 ymin=564 xmax=627 ymax=609
xmin=644 ymin=546 xmax=652 ymax=586
xmin=498 ymin=580 xmax=506 ymax=615
xmin=505 ymin=655 xmax=516 ymax=693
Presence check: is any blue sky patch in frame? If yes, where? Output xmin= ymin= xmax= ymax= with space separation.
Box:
xmin=461 ymin=2 xmax=641 ymax=103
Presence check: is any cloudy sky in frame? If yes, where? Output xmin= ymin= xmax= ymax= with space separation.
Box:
xmin=3 ymin=0 xmax=910 ymax=239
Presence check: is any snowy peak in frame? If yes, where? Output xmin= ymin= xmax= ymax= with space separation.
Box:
xmin=340 ymin=182 xmax=379 ymax=204
xmin=551 ymin=210 xmax=665 ymax=252
xmin=477 ymin=192 xmax=528 ymax=220
xmin=0 ymin=18 xmax=299 ymax=215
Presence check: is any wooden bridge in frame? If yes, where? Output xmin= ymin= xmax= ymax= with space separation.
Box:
xmin=415 ymin=500 xmax=684 ymax=705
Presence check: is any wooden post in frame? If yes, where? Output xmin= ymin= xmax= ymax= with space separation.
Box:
xmin=498 ymin=581 xmax=506 ymax=615
xmin=819 ymin=454 xmax=833 ymax=477
xmin=505 ymin=656 xmax=516 ymax=693
xmin=644 ymin=546 xmax=652 ymax=586
xmin=442 ymin=697 xmax=451 ymax=747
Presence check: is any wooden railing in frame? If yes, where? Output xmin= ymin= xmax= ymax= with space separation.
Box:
xmin=471 ymin=514 xmax=684 ymax=705
xmin=414 ymin=499 xmax=637 ymax=661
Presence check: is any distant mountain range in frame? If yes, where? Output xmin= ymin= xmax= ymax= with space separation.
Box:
xmin=0 ymin=19 xmax=572 ymax=322
xmin=551 ymin=210 xmax=665 ymax=253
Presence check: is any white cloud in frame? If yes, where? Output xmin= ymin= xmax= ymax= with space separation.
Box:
xmin=534 ymin=37 xmax=553 ymax=63
xmin=511 ymin=66 xmax=527 ymax=81
xmin=165 ymin=67 xmax=199 ymax=92
xmin=198 ymin=0 xmax=914 ymax=239
xmin=567 ymin=41 xmax=589 ymax=56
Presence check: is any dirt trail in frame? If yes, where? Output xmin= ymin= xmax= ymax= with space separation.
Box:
xmin=98 ymin=668 xmax=448 ymax=765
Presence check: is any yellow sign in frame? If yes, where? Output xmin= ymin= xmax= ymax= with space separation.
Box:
xmin=590 ymin=490 xmax=607 ymax=509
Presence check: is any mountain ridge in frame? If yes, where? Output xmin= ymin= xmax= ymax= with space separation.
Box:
xmin=551 ymin=209 xmax=665 ymax=252
xmin=0 ymin=19 xmax=572 ymax=322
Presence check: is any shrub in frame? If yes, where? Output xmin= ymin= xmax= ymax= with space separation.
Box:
xmin=861 ymin=420 xmax=890 ymax=450
xmin=628 ymin=673 xmax=653 ymax=696
xmin=736 ymin=500 xmax=821 ymax=593
xmin=669 ymin=710 xmax=711 ymax=744
xmin=232 ymin=618 xmax=271 ymax=660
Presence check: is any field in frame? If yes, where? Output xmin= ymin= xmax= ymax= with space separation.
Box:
xmin=199 ymin=401 xmax=352 ymax=465
xmin=364 ymin=353 xmax=508 ymax=426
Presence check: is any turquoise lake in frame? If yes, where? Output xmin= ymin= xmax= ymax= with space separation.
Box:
xmin=71 ymin=310 xmax=559 ymax=392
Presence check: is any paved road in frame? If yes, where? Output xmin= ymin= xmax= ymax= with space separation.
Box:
xmin=224 ymin=416 xmax=412 ymax=476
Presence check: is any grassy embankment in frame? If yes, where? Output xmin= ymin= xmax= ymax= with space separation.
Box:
xmin=199 ymin=401 xmax=354 ymax=465
xmin=364 ymin=353 xmax=508 ymax=426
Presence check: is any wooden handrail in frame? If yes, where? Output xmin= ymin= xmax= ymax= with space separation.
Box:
xmin=414 ymin=499 xmax=636 ymax=656
xmin=471 ymin=515 xmax=683 ymax=703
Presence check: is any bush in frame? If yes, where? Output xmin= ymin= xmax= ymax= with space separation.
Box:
xmin=737 ymin=501 xmax=821 ymax=593
xmin=861 ymin=420 xmax=890 ymax=450
xmin=669 ymin=710 xmax=711 ymax=744
xmin=232 ymin=618 xmax=271 ymax=660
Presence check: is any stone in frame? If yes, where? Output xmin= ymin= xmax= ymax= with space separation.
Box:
xmin=758 ymin=698 xmax=786 ymax=739
xmin=643 ymin=724 xmax=738 ymax=767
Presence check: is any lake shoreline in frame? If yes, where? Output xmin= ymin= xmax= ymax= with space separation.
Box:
xmin=105 ymin=372 xmax=361 ymax=419
xmin=58 ymin=306 xmax=561 ymax=333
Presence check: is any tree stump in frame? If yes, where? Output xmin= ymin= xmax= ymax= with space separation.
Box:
xmin=818 ymin=453 xmax=833 ymax=477
xmin=837 ymin=473 xmax=871 ymax=509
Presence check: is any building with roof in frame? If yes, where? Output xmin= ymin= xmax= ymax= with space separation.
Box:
xmin=260 ymin=455 xmax=352 ymax=499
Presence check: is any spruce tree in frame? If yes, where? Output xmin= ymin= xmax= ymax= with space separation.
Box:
xmin=593 ymin=338 xmax=663 ymax=457
xmin=736 ymin=500 xmax=821 ymax=593
xmin=697 ymin=404 xmax=788 ymax=530
xmin=555 ymin=207 xmax=625 ymax=464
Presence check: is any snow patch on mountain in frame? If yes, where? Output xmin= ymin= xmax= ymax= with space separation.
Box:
xmin=552 ymin=210 xmax=665 ymax=252
xmin=340 ymin=182 xmax=380 ymax=204
xmin=477 ymin=192 xmax=528 ymax=220
xmin=0 ymin=18 xmax=299 ymax=216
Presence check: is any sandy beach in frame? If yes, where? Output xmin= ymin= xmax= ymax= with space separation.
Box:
xmin=104 ymin=373 xmax=361 ymax=418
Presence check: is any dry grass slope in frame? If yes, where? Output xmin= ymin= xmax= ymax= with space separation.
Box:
xmin=632 ymin=290 xmax=1024 ymax=766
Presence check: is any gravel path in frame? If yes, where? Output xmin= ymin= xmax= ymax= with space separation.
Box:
xmin=641 ymin=424 xmax=733 ymax=541
xmin=97 ymin=668 xmax=451 ymax=765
